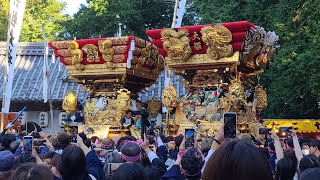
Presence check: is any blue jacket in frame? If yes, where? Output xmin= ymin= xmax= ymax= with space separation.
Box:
xmin=161 ymin=165 xmax=185 ymax=180
xmin=86 ymin=150 xmax=105 ymax=180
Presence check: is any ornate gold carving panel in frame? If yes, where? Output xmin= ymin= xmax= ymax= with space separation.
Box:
xmin=82 ymin=44 xmax=100 ymax=63
xmin=162 ymin=84 xmax=177 ymax=111
xmin=84 ymin=98 xmax=119 ymax=125
xmin=201 ymin=25 xmax=233 ymax=60
xmin=161 ymin=29 xmax=192 ymax=62
xmin=99 ymin=40 xmax=114 ymax=64
xmin=68 ymin=41 xmax=83 ymax=65
xmin=51 ymin=41 xmax=69 ymax=49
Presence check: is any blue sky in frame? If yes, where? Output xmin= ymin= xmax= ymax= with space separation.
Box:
xmin=59 ymin=0 xmax=88 ymax=15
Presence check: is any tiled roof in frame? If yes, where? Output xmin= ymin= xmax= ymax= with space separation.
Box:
xmin=0 ymin=42 xmax=88 ymax=102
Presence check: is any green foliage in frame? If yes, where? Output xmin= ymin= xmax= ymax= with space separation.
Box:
xmin=65 ymin=0 xmax=180 ymax=39
xmin=0 ymin=0 xmax=69 ymax=42
xmin=89 ymin=0 xmax=109 ymax=15
xmin=0 ymin=0 xmax=9 ymax=41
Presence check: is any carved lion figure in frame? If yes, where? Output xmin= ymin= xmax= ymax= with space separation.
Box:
xmin=99 ymin=39 xmax=115 ymax=64
xmin=161 ymin=29 xmax=192 ymax=62
xmin=69 ymin=41 xmax=83 ymax=65
xmin=201 ymin=25 xmax=233 ymax=60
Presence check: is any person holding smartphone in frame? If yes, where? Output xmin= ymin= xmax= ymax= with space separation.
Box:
xmin=201 ymin=121 xmax=274 ymax=180
xmin=161 ymin=132 xmax=204 ymax=180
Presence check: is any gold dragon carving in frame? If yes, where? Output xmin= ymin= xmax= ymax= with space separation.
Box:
xmin=201 ymin=25 xmax=233 ymax=60
xmin=99 ymin=39 xmax=115 ymax=65
xmin=82 ymin=44 xmax=100 ymax=63
xmin=68 ymin=41 xmax=85 ymax=70
xmin=161 ymin=29 xmax=192 ymax=62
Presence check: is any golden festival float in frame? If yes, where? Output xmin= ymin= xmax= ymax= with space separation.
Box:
xmin=146 ymin=21 xmax=279 ymax=138
xmin=49 ymin=21 xmax=280 ymax=139
xmin=49 ymin=36 xmax=164 ymax=138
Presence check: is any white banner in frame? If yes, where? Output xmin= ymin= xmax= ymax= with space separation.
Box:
xmin=175 ymin=0 xmax=187 ymax=28
xmin=42 ymin=39 xmax=49 ymax=103
xmin=3 ymin=0 xmax=27 ymax=113
xmin=42 ymin=23 xmax=49 ymax=103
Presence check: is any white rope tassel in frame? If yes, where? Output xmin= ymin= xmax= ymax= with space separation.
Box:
xmin=127 ymin=38 xmax=135 ymax=68
xmin=51 ymin=52 xmax=56 ymax=64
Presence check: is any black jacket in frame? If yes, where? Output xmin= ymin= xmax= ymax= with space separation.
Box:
xmin=145 ymin=158 xmax=167 ymax=180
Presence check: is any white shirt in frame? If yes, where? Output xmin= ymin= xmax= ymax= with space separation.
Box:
xmin=123 ymin=117 xmax=132 ymax=126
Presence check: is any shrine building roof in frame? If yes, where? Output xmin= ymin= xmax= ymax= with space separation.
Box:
xmin=0 ymin=42 xmax=87 ymax=104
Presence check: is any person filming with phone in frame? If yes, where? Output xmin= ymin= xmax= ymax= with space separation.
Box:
xmin=201 ymin=112 xmax=274 ymax=180
xmin=161 ymin=129 xmax=205 ymax=180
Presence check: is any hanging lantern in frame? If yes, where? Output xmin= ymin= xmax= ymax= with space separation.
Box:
xmin=62 ymin=91 xmax=77 ymax=116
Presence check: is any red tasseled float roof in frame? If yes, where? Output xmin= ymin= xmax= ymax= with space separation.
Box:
xmin=48 ymin=36 xmax=145 ymax=66
xmin=145 ymin=21 xmax=255 ymax=57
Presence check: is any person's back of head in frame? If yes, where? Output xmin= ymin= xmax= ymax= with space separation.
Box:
xmin=275 ymin=157 xmax=297 ymax=180
xmin=59 ymin=145 xmax=88 ymax=180
xmin=116 ymin=136 xmax=137 ymax=151
xmin=240 ymin=133 xmax=253 ymax=145
xmin=9 ymin=140 xmax=20 ymax=154
xmin=112 ymin=163 xmax=147 ymax=180
xmin=286 ymin=138 xmax=294 ymax=149
xmin=201 ymin=137 xmax=213 ymax=156
xmin=1 ymin=134 xmax=16 ymax=150
xmin=299 ymin=168 xmax=320 ymax=180
xmin=299 ymin=154 xmax=320 ymax=173
xmin=51 ymin=154 xmax=62 ymax=179
xmin=91 ymin=136 xmax=99 ymax=144
xmin=57 ymin=133 xmax=70 ymax=150
xmin=120 ymin=142 xmax=141 ymax=163
xmin=202 ymin=140 xmax=273 ymax=180
xmin=175 ymin=135 xmax=184 ymax=150
xmin=8 ymin=163 xmax=53 ymax=180
xmin=181 ymin=147 xmax=203 ymax=180
xmin=310 ymin=139 xmax=320 ymax=155
xmin=0 ymin=150 xmax=15 ymax=180
xmin=101 ymin=138 xmax=115 ymax=150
